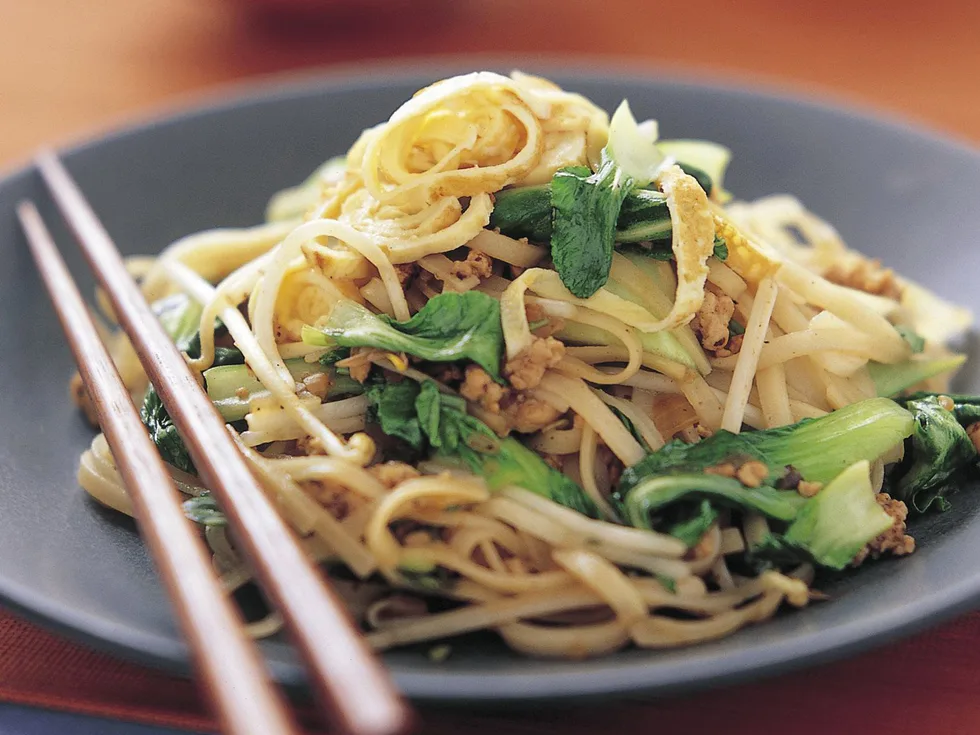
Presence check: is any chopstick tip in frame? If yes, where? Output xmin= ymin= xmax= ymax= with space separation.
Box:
xmin=14 ymin=199 xmax=40 ymax=227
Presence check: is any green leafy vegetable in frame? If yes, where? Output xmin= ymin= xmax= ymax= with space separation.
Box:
xmin=655 ymin=574 xmax=677 ymax=594
xmin=366 ymin=376 xmax=598 ymax=516
xmin=550 ymin=160 xmax=633 ymax=298
xmin=414 ymin=381 xmax=490 ymax=464
xmin=867 ymin=355 xmax=966 ymax=398
xmin=608 ymin=405 xmax=653 ymax=454
xmin=666 ymin=499 xmax=719 ymax=547
xmin=302 ymin=292 xmax=504 ymax=380
xmin=622 ymin=474 xmax=806 ymax=529
xmin=614 ymin=188 xmax=672 ymax=243
xmin=901 ymin=391 xmax=980 ymax=426
xmin=152 ymin=294 xmax=202 ymax=353
xmin=141 ymin=294 xmax=240 ymax=474
xmin=619 ymin=398 xmax=914 ymax=494
xmin=752 ymin=460 xmax=893 ymax=570
xmin=492 ymin=177 xmax=717 ymax=248
xmin=712 ymin=235 xmax=729 ymax=261
xmin=481 ymin=435 xmax=598 ymax=516
xmin=606 ymin=100 xmax=666 ymax=185
xmin=183 ymin=493 xmax=227 ymax=527
xmin=657 ymin=139 xmax=731 ymax=197
xmin=728 ymin=319 xmax=745 ymax=337
xmin=205 ymin=359 xmax=362 ymax=422
xmin=140 ymin=388 xmax=195 ymax=474
xmin=488 ymin=184 xmax=553 ymax=242
xmin=153 ymin=294 xmax=244 ymax=366
xmin=318 ymin=346 xmax=352 ymax=368
xmin=891 ymin=396 xmax=978 ymax=513
xmin=366 ymin=379 xmax=427 ymax=450
xmin=398 ymin=563 xmax=458 ymax=592
xmin=895 ymin=326 xmax=926 ymax=354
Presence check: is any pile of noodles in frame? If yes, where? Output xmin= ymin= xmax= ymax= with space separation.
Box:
xmin=76 ymin=71 xmax=970 ymax=658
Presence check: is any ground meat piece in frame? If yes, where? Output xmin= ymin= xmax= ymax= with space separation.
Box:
xmin=776 ymin=465 xmax=803 ymax=490
xmin=797 ymin=480 xmax=823 ymax=498
xmin=431 ymin=364 xmax=464 ymax=385
xmin=458 ymin=362 xmax=563 ymax=434
xmin=504 ymin=336 xmax=565 ymax=390
xmin=502 ymin=393 xmax=562 ymax=434
xmin=823 ymin=256 xmax=903 ymax=301
xmin=735 ymin=460 xmax=769 ymax=488
xmin=523 ymin=302 xmax=564 ymax=338
xmin=348 ymin=360 xmax=371 ymax=384
xmin=368 ymin=461 xmax=421 ymax=489
xmin=691 ymin=290 xmax=736 ymax=352
xmin=541 ymin=453 xmax=563 ymax=471
xmin=394 ymin=263 xmax=419 ymax=288
xmin=967 ymin=422 xmax=980 ymax=453
xmin=69 ymin=371 xmax=100 ymax=427
xmin=302 ymin=372 xmax=331 ymax=400
xmin=525 ymin=302 xmax=546 ymax=324
xmin=336 ymin=346 xmax=382 ymax=383
xmin=852 ymin=493 xmax=916 ymax=565
xmin=460 ymin=365 xmax=508 ymax=414
xmin=450 ymin=249 xmax=494 ymax=280
xmin=705 ymin=462 xmax=737 ymax=479
xmin=302 ymin=478 xmax=352 ymax=519
xmin=713 ymin=333 xmax=743 ymax=358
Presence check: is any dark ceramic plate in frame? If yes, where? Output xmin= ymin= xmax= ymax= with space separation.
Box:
xmin=2 ymin=64 xmax=980 ymax=703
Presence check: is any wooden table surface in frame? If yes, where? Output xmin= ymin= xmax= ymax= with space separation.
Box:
xmin=4 ymin=1 xmax=980 ymax=733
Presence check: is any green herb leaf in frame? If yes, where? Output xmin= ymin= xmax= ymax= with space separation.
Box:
xmin=655 ymin=574 xmax=677 ymax=594
xmin=895 ymin=326 xmax=926 ymax=354
xmin=667 ymin=499 xmax=719 ymax=547
xmin=622 ymin=473 xmax=806 ymax=529
xmin=140 ymin=387 xmax=195 ymax=474
xmin=365 ymin=375 xmax=598 ymax=516
xmin=204 ymin=358 xmax=361 ymax=423
xmin=366 ymin=379 xmax=426 ymax=450
xmin=318 ymin=346 xmax=352 ymax=367
xmin=901 ymin=391 xmax=980 ymax=426
xmin=488 ymin=184 xmax=553 ymax=242
xmin=753 ymin=460 xmax=893 ymax=570
xmin=303 ymin=291 xmax=504 ymax=380
xmin=713 ymin=235 xmax=729 ymax=261
xmin=868 ymin=355 xmax=966 ymax=398
xmin=550 ymin=158 xmax=633 ymax=298
xmin=414 ymin=381 xmax=490 ymax=467
xmin=183 ymin=493 xmax=227 ymax=527
xmin=619 ymin=398 xmax=914 ymax=496
xmin=891 ymin=395 xmax=978 ymax=513
xmin=152 ymin=294 xmax=202 ymax=353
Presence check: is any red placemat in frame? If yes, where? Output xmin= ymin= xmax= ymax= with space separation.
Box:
xmin=3 ymin=606 xmax=980 ymax=734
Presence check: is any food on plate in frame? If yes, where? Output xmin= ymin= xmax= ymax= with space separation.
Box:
xmin=73 ymin=71 xmax=977 ymax=658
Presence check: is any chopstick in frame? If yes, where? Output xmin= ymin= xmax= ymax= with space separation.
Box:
xmin=32 ymin=151 xmax=415 ymax=735
xmin=17 ymin=201 xmax=301 ymax=735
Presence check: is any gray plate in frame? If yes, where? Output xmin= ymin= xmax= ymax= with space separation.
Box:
xmin=2 ymin=64 xmax=980 ymax=703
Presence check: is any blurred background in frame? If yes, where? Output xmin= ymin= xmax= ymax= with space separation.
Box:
xmin=3 ymin=0 xmax=980 ymax=166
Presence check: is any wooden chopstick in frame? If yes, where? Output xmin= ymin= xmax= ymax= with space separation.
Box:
xmin=34 ymin=151 xmax=415 ymax=735
xmin=17 ymin=201 xmax=302 ymax=735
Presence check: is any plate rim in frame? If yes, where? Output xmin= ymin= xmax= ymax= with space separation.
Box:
xmin=3 ymin=61 xmax=980 ymax=702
